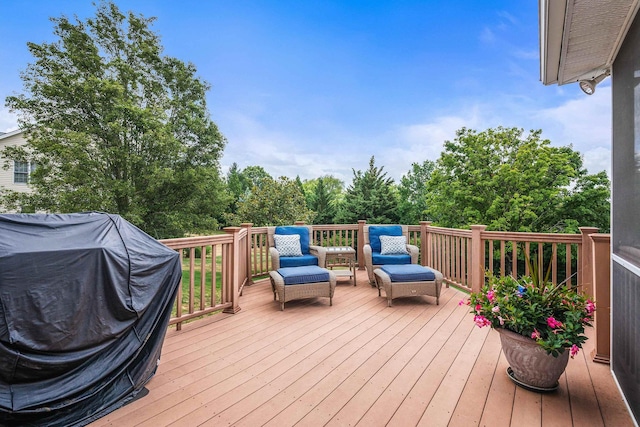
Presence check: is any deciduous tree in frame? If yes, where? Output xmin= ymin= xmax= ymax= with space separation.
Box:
xmin=2 ymin=1 xmax=228 ymax=237
xmin=398 ymin=160 xmax=435 ymax=224
xmin=425 ymin=127 xmax=610 ymax=232
xmin=228 ymin=176 xmax=314 ymax=226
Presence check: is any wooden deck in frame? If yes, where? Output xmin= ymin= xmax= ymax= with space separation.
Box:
xmin=90 ymin=273 xmax=633 ymax=427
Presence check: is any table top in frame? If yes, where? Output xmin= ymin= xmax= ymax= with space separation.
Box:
xmin=325 ymin=246 xmax=356 ymax=254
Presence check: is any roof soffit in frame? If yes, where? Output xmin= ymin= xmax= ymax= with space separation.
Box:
xmin=540 ymin=0 xmax=640 ymax=86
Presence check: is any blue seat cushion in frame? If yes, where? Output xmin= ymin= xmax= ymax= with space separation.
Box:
xmin=381 ymin=264 xmax=437 ymax=282
xmin=279 ymin=254 xmax=319 ymax=268
xmin=275 ymin=226 xmax=311 ymax=254
xmin=277 ymin=266 xmax=330 ymax=285
xmin=372 ymin=253 xmax=411 ymax=265
xmin=369 ymin=225 xmax=403 ymax=253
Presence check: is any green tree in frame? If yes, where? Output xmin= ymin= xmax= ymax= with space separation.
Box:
xmin=241 ymin=165 xmax=271 ymax=190
xmin=336 ymin=156 xmax=400 ymax=224
xmin=228 ymin=176 xmax=314 ymax=226
xmin=2 ymin=2 xmax=228 ymax=238
xmin=226 ymin=163 xmax=248 ymax=204
xmin=310 ymin=177 xmax=337 ymax=224
xmin=303 ymin=175 xmax=344 ymax=207
xmin=398 ymin=160 xmax=435 ymax=224
xmin=425 ymin=127 xmax=610 ymax=232
xmin=545 ymin=171 xmax=610 ymax=233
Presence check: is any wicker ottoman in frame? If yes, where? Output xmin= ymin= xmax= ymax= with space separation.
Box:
xmin=269 ymin=266 xmax=337 ymax=311
xmin=374 ymin=265 xmax=443 ymax=307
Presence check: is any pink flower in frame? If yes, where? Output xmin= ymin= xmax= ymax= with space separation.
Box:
xmin=491 ymin=305 xmax=500 ymax=313
xmin=474 ymin=315 xmax=491 ymax=328
xmin=475 ymin=304 xmax=482 ymax=313
xmin=531 ymin=328 xmax=541 ymax=340
xmin=546 ymin=316 xmax=563 ymax=329
xmin=570 ymin=344 xmax=580 ymax=358
xmin=458 ymin=299 xmax=466 ymax=306
xmin=586 ymin=300 xmax=596 ymax=315
xmin=498 ymin=316 xmax=504 ymax=326
xmin=487 ymin=289 xmax=496 ymax=303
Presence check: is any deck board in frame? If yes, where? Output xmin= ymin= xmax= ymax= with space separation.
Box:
xmin=89 ymin=274 xmax=634 ymax=427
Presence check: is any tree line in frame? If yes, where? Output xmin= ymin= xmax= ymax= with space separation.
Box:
xmin=0 ymin=2 xmax=610 ymax=238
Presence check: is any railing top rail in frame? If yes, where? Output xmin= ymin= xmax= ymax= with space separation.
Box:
xmin=160 ymin=234 xmax=234 ymax=249
xmin=480 ymin=230 xmax=583 ymax=244
xmin=426 ymin=226 xmax=472 ymax=237
xmin=311 ymin=224 xmax=359 ymax=231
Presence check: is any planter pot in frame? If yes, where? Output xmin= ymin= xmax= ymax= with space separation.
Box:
xmin=497 ymin=328 xmax=569 ymax=391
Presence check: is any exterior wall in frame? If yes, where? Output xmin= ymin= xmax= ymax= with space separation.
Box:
xmin=611 ymin=10 xmax=640 ymax=422
xmin=0 ymin=130 xmax=31 ymax=193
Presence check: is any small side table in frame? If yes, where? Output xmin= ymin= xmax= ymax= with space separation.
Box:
xmin=325 ymin=246 xmax=357 ymax=286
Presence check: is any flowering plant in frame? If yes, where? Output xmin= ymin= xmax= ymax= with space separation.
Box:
xmin=465 ymin=270 xmax=595 ymax=358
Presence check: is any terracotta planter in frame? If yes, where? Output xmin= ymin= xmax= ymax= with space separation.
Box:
xmin=497 ymin=328 xmax=569 ymax=391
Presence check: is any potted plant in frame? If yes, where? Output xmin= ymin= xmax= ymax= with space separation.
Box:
xmin=464 ymin=267 xmax=596 ymax=391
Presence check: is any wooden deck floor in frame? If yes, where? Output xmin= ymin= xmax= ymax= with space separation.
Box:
xmin=90 ymin=273 xmax=633 ymax=427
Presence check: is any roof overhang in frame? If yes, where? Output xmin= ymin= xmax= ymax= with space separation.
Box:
xmin=539 ymin=0 xmax=640 ymax=86
xmin=0 ymin=129 xmax=24 ymax=140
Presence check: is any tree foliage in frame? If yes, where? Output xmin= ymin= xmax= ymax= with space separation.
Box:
xmin=2 ymin=1 xmax=228 ymax=238
xmin=309 ymin=177 xmax=337 ymax=224
xmin=228 ymin=176 xmax=314 ymax=226
xmin=397 ymin=160 xmax=435 ymax=224
xmin=336 ymin=156 xmax=400 ymax=224
xmin=425 ymin=127 xmax=610 ymax=232
xmin=303 ymin=175 xmax=343 ymax=224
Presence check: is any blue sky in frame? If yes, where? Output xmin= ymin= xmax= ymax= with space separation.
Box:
xmin=0 ymin=1 xmax=612 ymax=184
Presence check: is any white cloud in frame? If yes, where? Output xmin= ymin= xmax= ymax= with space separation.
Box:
xmin=480 ymin=27 xmax=496 ymax=44
xmin=219 ymin=112 xmax=362 ymax=183
xmin=534 ymin=86 xmax=612 ymax=175
xmin=384 ymin=114 xmax=478 ymax=181
xmin=497 ymin=11 xmax=518 ymax=26
xmin=0 ymin=108 xmax=19 ymax=133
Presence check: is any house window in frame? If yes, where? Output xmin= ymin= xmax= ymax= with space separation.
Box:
xmin=13 ymin=161 xmax=35 ymax=184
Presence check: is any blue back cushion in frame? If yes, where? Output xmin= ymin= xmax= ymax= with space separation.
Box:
xmin=275 ymin=226 xmax=311 ymax=254
xmin=369 ymin=225 xmax=403 ymax=253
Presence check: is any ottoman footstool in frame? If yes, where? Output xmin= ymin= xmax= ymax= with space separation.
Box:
xmin=269 ymin=266 xmax=337 ymax=311
xmin=374 ymin=264 xmax=443 ymax=307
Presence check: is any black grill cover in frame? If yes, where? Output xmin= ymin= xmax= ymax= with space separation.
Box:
xmin=0 ymin=212 xmax=181 ymax=426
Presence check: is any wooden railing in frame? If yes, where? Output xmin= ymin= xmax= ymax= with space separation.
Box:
xmin=158 ymin=221 xmax=611 ymax=362
xmin=159 ymin=226 xmax=246 ymax=330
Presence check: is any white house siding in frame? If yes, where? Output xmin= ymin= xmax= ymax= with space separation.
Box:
xmin=0 ymin=130 xmax=31 ymax=193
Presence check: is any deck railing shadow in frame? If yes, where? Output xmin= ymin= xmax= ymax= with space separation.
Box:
xmin=159 ymin=221 xmax=610 ymax=363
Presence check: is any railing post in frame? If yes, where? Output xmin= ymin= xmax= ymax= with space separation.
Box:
xmin=590 ymin=233 xmax=610 ymax=364
xmin=579 ymin=227 xmax=598 ymax=298
xmin=357 ymin=220 xmax=366 ymax=270
xmin=222 ymin=227 xmax=242 ymax=314
xmin=470 ymin=225 xmax=487 ymax=294
xmin=420 ymin=221 xmax=432 ymax=266
xmin=241 ymin=223 xmax=253 ymax=286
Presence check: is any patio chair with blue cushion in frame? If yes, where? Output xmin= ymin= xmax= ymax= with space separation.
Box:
xmin=363 ymin=225 xmax=419 ymax=285
xmin=267 ymin=225 xmax=327 ymax=269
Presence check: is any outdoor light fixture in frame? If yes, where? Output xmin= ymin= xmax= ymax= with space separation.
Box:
xmin=579 ymin=70 xmax=610 ymax=95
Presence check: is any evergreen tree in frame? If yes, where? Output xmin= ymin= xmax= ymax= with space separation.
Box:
xmin=310 ymin=177 xmax=337 ymax=224
xmin=336 ymin=156 xmax=400 ymax=224
xmin=226 ymin=162 xmax=248 ymax=216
